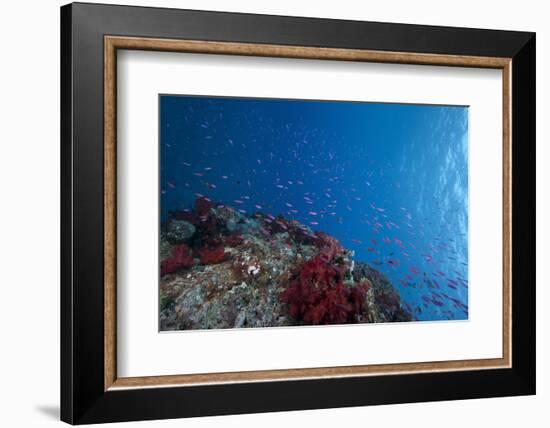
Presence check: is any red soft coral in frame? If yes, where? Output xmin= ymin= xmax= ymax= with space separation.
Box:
xmin=160 ymin=244 xmax=195 ymax=276
xmin=195 ymin=196 xmax=213 ymax=218
xmin=281 ymin=255 xmax=368 ymax=325
xmin=198 ymin=245 xmax=227 ymax=265
xmin=314 ymin=232 xmax=344 ymax=262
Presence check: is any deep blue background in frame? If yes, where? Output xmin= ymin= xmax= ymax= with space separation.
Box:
xmin=160 ymin=95 xmax=468 ymax=321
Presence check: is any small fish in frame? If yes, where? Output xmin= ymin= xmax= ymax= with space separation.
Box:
xmin=309 ymin=221 xmax=319 ymax=226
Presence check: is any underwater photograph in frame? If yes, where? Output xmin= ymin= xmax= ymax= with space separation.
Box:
xmin=159 ymin=95 xmax=469 ymax=331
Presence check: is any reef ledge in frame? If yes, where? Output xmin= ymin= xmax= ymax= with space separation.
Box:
xmin=160 ymin=197 xmax=412 ymax=331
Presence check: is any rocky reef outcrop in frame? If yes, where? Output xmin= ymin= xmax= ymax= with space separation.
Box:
xmin=160 ymin=197 xmax=412 ymax=330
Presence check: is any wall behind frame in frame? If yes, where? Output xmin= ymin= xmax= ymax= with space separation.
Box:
xmin=0 ymin=1 xmax=545 ymax=428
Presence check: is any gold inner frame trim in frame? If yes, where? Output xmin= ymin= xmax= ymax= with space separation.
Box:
xmin=104 ymin=35 xmax=512 ymax=391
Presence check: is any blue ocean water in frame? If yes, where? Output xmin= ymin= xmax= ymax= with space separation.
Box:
xmin=160 ymin=95 xmax=468 ymax=321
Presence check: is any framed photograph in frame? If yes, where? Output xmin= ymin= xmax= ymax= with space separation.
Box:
xmin=61 ymin=2 xmax=535 ymax=424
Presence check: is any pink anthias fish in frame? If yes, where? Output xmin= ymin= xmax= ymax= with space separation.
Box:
xmin=276 ymin=221 xmax=288 ymax=230
xmin=394 ymin=238 xmax=404 ymax=248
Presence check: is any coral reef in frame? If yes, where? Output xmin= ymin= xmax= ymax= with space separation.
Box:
xmin=160 ymin=197 xmax=412 ymax=330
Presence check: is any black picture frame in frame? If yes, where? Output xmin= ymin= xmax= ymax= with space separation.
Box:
xmin=61 ymin=2 xmax=535 ymax=424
